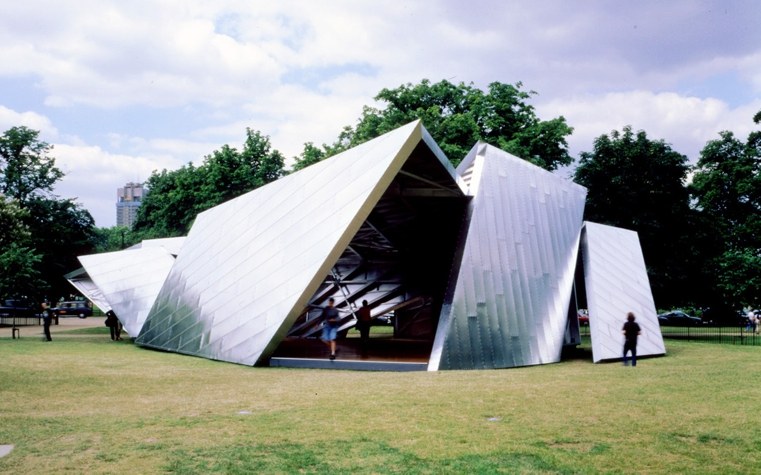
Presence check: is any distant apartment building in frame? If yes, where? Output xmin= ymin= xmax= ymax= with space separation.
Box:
xmin=116 ymin=182 xmax=144 ymax=228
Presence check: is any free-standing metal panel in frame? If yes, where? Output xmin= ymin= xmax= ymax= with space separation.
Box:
xmin=581 ymin=221 xmax=666 ymax=362
xmin=430 ymin=142 xmax=587 ymax=370
xmin=136 ymin=121 xmax=446 ymax=365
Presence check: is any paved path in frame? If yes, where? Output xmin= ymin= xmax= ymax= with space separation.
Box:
xmin=0 ymin=315 xmax=105 ymax=339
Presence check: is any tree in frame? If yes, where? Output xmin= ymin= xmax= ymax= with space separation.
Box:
xmin=25 ymin=197 xmax=96 ymax=298
xmin=135 ymin=129 xmax=285 ymax=237
xmin=92 ymin=226 xmax=141 ymax=253
xmin=690 ymin=112 xmax=761 ymax=309
xmin=294 ymin=79 xmax=573 ymax=170
xmin=0 ymin=126 xmax=64 ymax=205
xmin=0 ymin=126 xmax=96 ymax=300
xmin=574 ymin=126 xmax=695 ymax=307
xmin=0 ymin=196 xmax=42 ymax=297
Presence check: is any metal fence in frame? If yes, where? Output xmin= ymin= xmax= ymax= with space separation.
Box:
xmin=579 ymin=324 xmax=761 ymax=346
xmin=0 ymin=316 xmax=42 ymax=327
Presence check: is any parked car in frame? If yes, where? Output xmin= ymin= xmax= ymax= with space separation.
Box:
xmin=577 ymin=309 xmax=589 ymax=326
xmin=52 ymin=301 xmax=93 ymax=318
xmin=657 ymin=310 xmax=703 ymax=326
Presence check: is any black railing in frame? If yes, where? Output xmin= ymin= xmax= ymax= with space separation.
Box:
xmin=579 ymin=324 xmax=761 ymax=346
xmin=659 ymin=325 xmax=761 ymax=346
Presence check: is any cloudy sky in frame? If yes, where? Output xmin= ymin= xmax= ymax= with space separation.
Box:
xmin=2 ymin=0 xmax=760 ymax=227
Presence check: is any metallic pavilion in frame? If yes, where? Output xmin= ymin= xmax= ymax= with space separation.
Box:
xmin=73 ymin=121 xmax=665 ymax=369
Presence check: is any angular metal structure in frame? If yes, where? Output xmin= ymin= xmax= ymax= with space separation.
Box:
xmin=429 ymin=143 xmax=587 ymax=370
xmin=72 ymin=121 xmax=664 ymax=370
xmin=581 ymin=222 xmax=666 ymax=362
xmin=73 ymin=238 xmax=184 ymax=336
xmin=136 ymin=121 xmax=467 ymax=365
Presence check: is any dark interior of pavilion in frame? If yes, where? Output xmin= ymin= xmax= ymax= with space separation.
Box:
xmin=271 ymin=142 xmax=470 ymax=367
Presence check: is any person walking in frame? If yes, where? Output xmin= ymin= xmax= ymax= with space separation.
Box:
xmin=622 ymin=312 xmax=641 ymax=366
xmin=40 ymin=302 xmax=53 ymax=341
xmin=321 ymin=298 xmax=340 ymax=360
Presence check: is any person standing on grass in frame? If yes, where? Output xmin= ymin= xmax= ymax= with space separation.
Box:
xmin=106 ymin=310 xmax=122 ymax=341
xmin=622 ymin=312 xmax=641 ymax=366
xmin=321 ymin=298 xmax=340 ymax=360
xmin=40 ymin=302 xmax=53 ymax=341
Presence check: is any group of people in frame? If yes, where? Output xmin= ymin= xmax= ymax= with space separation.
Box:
xmin=320 ymin=298 xmax=373 ymax=360
xmin=320 ymin=297 xmax=646 ymax=366
xmin=37 ymin=302 xmax=122 ymax=342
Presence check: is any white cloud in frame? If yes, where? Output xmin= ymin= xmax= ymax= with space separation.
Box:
xmin=52 ymin=143 xmax=183 ymax=227
xmin=538 ymin=91 xmax=761 ymax=163
xmin=2 ymin=0 xmax=760 ymax=228
xmin=0 ymin=106 xmax=58 ymax=139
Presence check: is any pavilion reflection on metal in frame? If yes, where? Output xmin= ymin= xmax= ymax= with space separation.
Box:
xmin=72 ymin=120 xmax=665 ymax=369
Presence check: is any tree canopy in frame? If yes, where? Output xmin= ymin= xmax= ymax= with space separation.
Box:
xmin=0 ymin=126 xmax=96 ymax=301
xmin=294 ymin=79 xmax=573 ymax=171
xmin=574 ymin=126 xmax=695 ymax=307
xmin=689 ymin=114 xmax=761 ymax=308
xmin=134 ymin=128 xmax=285 ymax=237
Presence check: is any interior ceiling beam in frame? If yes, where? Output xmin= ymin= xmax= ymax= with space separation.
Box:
xmin=398 ymin=170 xmax=460 ymax=196
xmin=398 ymin=188 xmax=464 ymax=197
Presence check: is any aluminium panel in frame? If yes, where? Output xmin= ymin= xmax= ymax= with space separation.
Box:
xmin=581 ymin=221 xmax=666 ymax=362
xmin=430 ymin=142 xmax=587 ymax=370
xmin=128 ymin=237 xmax=186 ymax=255
xmin=136 ymin=121 xmax=437 ymax=366
xmin=65 ymin=274 xmax=112 ymax=313
xmin=78 ymin=247 xmax=177 ymax=337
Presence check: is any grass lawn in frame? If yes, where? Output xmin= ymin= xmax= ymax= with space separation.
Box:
xmin=1 ymin=326 xmax=761 ymax=474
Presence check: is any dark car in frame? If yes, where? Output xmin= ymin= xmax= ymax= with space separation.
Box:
xmin=657 ymin=310 xmax=702 ymax=326
xmin=0 ymin=299 xmax=36 ymax=318
xmin=52 ymin=301 xmax=93 ymax=318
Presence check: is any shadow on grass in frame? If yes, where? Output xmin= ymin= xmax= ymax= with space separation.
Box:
xmin=163 ymin=438 xmax=574 ymax=474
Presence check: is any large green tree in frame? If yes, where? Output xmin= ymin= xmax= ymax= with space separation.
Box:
xmin=574 ymin=126 xmax=695 ymax=307
xmin=294 ymin=79 xmax=573 ymax=171
xmin=690 ymin=112 xmax=761 ymax=309
xmin=0 ymin=127 xmax=63 ymax=203
xmin=0 ymin=196 xmax=42 ymax=297
xmin=0 ymin=126 xmax=96 ymax=300
xmin=134 ymin=128 xmax=285 ymax=236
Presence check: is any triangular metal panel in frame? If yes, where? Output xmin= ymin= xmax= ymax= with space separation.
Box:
xmin=581 ymin=221 xmax=666 ymax=362
xmin=430 ymin=142 xmax=587 ymax=370
xmin=127 ymin=236 xmax=186 ymax=255
xmin=78 ymin=247 xmax=177 ymax=336
xmin=136 ymin=121 xmax=438 ymax=365
xmin=65 ymin=272 xmax=112 ymax=313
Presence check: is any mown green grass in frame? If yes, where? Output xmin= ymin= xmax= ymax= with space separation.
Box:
xmin=1 ymin=329 xmax=760 ymax=474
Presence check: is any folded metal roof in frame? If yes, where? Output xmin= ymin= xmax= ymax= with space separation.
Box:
xmin=430 ymin=142 xmax=588 ymax=370
xmin=75 ymin=238 xmax=181 ymax=336
xmin=136 ymin=121 xmax=464 ymax=365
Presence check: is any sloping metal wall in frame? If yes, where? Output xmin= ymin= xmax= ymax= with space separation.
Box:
xmin=65 ymin=273 xmax=112 ymax=314
xmin=78 ymin=247 xmax=177 ymax=336
xmin=581 ymin=221 xmax=666 ymax=362
xmin=136 ymin=121 xmax=431 ymax=365
xmin=430 ymin=142 xmax=587 ymax=370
